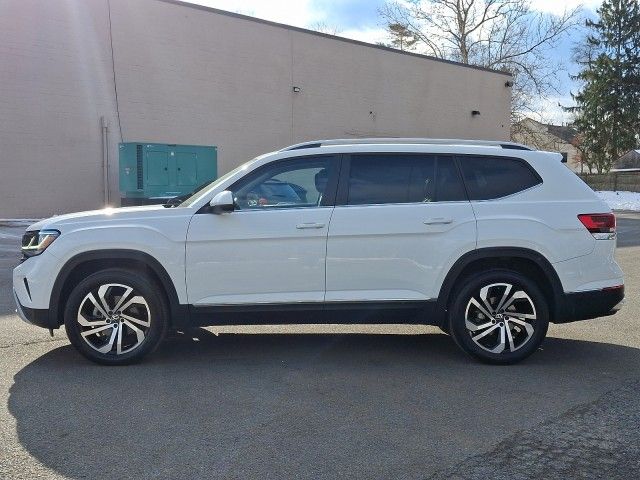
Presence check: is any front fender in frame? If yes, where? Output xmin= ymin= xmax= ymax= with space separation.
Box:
xmin=46 ymin=222 xmax=188 ymax=303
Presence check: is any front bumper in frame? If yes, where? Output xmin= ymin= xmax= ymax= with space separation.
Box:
xmin=555 ymin=285 xmax=625 ymax=323
xmin=13 ymin=252 xmax=60 ymax=327
xmin=13 ymin=289 xmax=52 ymax=329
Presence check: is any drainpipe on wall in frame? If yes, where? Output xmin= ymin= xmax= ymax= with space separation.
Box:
xmin=101 ymin=116 xmax=110 ymax=206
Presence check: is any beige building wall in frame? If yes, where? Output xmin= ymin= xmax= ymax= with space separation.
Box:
xmin=0 ymin=0 xmax=120 ymax=218
xmin=0 ymin=0 xmax=511 ymax=218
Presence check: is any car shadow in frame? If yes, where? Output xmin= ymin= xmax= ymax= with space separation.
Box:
xmin=8 ymin=331 xmax=640 ymax=480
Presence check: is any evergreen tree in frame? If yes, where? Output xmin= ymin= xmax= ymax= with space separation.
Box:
xmin=571 ymin=0 xmax=640 ymax=173
xmin=387 ymin=23 xmax=418 ymax=51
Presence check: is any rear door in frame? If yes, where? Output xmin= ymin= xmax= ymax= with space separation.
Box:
xmin=325 ymin=153 xmax=476 ymax=309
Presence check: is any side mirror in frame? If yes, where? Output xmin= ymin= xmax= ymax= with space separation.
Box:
xmin=209 ymin=190 xmax=235 ymax=214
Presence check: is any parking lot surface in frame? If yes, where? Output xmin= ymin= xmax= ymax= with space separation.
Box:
xmin=1 ymin=214 xmax=639 ymax=479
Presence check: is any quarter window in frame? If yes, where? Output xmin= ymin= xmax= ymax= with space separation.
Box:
xmin=458 ymin=156 xmax=542 ymax=200
xmin=347 ymin=154 xmax=466 ymax=205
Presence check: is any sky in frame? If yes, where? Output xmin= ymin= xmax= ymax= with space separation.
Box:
xmin=186 ymin=0 xmax=604 ymax=124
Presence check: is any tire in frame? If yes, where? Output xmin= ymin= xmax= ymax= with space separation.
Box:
xmin=64 ymin=268 xmax=169 ymax=365
xmin=448 ymin=269 xmax=549 ymax=364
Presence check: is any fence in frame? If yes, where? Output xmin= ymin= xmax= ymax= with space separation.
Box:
xmin=578 ymin=171 xmax=640 ymax=192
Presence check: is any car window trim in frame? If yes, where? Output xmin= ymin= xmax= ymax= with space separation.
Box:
xmin=219 ymin=205 xmax=336 ymax=213
xmin=334 ymin=200 xmax=470 ymax=209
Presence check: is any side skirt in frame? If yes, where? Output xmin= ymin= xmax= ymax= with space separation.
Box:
xmin=188 ymin=301 xmax=440 ymax=327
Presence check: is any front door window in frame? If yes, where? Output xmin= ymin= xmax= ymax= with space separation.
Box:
xmin=231 ymin=157 xmax=336 ymax=210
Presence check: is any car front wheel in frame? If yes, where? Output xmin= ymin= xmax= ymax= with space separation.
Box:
xmin=448 ymin=270 xmax=549 ymax=364
xmin=64 ymin=268 xmax=169 ymax=365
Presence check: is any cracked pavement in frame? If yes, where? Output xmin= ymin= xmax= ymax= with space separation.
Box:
xmin=430 ymin=379 xmax=640 ymax=480
xmin=1 ymin=214 xmax=640 ymax=479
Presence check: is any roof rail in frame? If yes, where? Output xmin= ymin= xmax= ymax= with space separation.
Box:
xmin=280 ymin=138 xmax=532 ymax=151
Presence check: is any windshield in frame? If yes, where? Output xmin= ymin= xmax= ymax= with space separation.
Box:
xmin=177 ymin=157 xmax=259 ymax=207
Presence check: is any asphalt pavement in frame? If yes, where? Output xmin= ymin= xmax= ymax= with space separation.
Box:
xmin=1 ymin=215 xmax=639 ymax=479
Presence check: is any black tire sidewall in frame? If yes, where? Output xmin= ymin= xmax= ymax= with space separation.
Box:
xmin=64 ymin=268 xmax=169 ymax=365
xmin=449 ymin=270 xmax=549 ymax=364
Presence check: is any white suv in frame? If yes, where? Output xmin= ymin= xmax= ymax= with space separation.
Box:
xmin=13 ymin=139 xmax=624 ymax=365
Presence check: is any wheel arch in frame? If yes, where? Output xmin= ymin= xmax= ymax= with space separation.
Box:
xmin=436 ymin=247 xmax=564 ymax=328
xmin=49 ymin=249 xmax=187 ymax=329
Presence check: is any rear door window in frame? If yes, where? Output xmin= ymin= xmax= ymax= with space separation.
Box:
xmin=346 ymin=154 xmax=467 ymax=205
xmin=457 ymin=156 xmax=542 ymax=200
xmin=347 ymin=155 xmax=415 ymax=205
xmin=433 ymin=157 xmax=467 ymax=202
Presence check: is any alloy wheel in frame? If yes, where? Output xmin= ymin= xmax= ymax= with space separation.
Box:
xmin=76 ymin=283 xmax=151 ymax=355
xmin=464 ymin=282 xmax=537 ymax=354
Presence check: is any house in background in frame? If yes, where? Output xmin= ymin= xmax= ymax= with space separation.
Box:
xmin=512 ymin=118 xmax=583 ymax=172
xmin=614 ymin=150 xmax=640 ymax=171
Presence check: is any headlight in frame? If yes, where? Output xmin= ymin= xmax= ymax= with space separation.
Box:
xmin=21 ymin=229 xmax=60 ymax=258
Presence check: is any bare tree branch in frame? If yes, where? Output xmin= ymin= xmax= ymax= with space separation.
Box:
xmin=379 ymin=0 xmax=582 ymax=131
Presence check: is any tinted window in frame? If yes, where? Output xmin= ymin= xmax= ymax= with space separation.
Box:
xmin=408 ymin=157 xmax=436 ymax=203
xmin=348 ymin=155 xmax=415 ymax=205
xmin=347 ymin=154 xmax=466 ymax=205
xmin=434 ymin=157 xmax=467 ymax=202
xmin=458 ymin=156 xmax=541 ymax=200
xmin=231 ymin=157 xmax=335 ymax=210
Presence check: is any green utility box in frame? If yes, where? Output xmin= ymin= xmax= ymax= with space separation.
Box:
xmin=119 ymin=143 xmax=217 ymax=205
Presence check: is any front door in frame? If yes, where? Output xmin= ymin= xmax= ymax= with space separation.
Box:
xmin=325 ymin=153 xmax=476 ymax=309
xmin=186 ymin=155 xmax=339 ymax=306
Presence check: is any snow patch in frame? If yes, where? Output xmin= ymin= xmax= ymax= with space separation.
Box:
xmin=596 ymin=191 xmax=640 ymax=212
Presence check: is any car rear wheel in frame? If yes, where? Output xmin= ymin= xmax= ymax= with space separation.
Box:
xmin=448 ymin=269 xmax=549 ymax=364
xmin=64 ymin=268 xmax=169 ymax=365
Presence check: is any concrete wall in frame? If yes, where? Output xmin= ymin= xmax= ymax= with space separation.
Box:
xmin=0 ymin=0 xmax=511 ymax=218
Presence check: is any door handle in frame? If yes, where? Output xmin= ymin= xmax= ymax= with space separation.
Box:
xmin=296 ymin=223 xmax=326 ymax=229
xmin=423 ymin=217 xmax=453 ymax=225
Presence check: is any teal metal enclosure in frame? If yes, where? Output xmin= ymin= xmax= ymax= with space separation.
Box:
xmin=119 ymin=143 xmax=217 ymax=205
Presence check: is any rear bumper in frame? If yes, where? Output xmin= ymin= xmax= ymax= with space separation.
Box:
xmin=555 ymin=285 xmax=625 ymax=323
xmin=13 ymin=290 xmax=52 ymax=329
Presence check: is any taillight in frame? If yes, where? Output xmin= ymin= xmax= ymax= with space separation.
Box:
xmin=578 ymin=213 xmax=616 ymax=239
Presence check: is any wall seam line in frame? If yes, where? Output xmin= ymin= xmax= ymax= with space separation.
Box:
xmin=107 ymin=0 xmax=123 ymax=142
xmin=290 ymin=30 xmax=294 ymax=144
